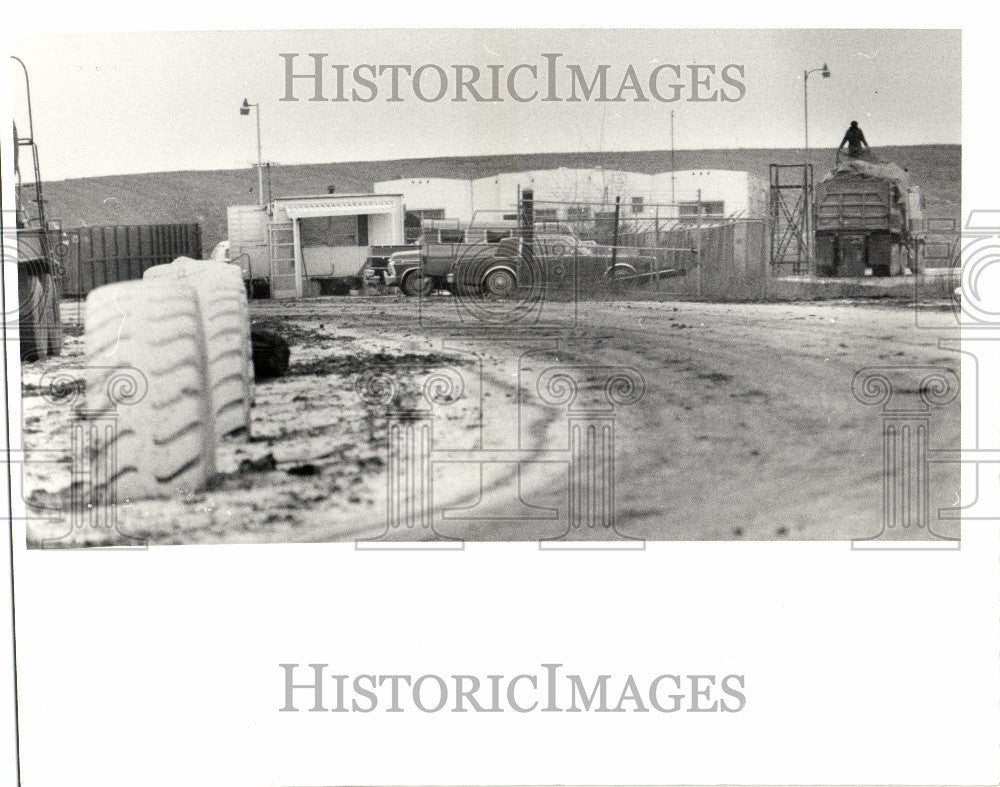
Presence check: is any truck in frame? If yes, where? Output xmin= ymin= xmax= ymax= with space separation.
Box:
xmin=814 ymin=152 xmax=924 ymax=277
xmin=12 ymin=56 xmax=64 ymax=362
xmin=384 ymin=225 xmax=662 ymax=298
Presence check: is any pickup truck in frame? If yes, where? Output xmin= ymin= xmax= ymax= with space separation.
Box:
xmin=362 ymin=244 xmax=415 ymax=291
xmin=385 ymin=231 xmax=663 ymax=297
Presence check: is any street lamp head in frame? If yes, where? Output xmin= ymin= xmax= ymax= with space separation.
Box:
xmin=239 ymin=98 xmax=250 ymax=116
xmin=821 ymin=63 xmax=831 ymax=78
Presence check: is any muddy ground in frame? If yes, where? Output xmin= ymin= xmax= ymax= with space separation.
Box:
xmin=21 ymin=295 xmax=960 ymax=545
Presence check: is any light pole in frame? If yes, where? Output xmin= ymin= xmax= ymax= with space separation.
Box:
xmin=240 ymin=98 xmax=264 ymax=206
xmin=803 ymin=63 xmax=830 ymax=268
xmin=803 ymin=63 xmax=830 ymax=169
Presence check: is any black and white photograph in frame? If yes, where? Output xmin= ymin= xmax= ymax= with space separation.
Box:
xmin=10 ymin=28 xmax=965 ymax=545
xmin=2 ymin=13 xmax=999 ymax=787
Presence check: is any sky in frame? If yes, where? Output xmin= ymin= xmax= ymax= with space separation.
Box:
xmin=9 ymin=28 xmax=961 ymax=181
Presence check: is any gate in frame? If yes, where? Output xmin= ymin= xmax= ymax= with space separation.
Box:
xmin=917 ymin=217 xmax=961 ymax=272
xmin=61 ymin=222 xmax=202 ymax=297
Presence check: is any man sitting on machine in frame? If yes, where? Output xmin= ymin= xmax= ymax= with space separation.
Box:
xmin=839 ymin=121 xmax=870 ymax=158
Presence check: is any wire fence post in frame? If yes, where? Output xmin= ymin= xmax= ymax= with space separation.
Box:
xmin=609 ymin=196 xmax=621 ymax=293
xmin=696 ymin=189 xmax=703 ymax=298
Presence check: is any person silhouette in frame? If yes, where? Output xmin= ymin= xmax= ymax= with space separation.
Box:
xmin=839 ymin=121 xmax=869 ymax=158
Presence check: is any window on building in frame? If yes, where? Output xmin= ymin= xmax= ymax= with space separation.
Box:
xmin=412 ymin=209 xmax=446 ymax=221
xmin=677 ymin=201 xmax=725 ymax=218
xmin=567 ymin=206 xmax=591 ymax=221
xmin=631 ymin=197 xmax=645 ymax=214
xmin=534 ymin=208 xmax=558 ymax=221
xmin=299 ymin=215 xmax=369 ymax=247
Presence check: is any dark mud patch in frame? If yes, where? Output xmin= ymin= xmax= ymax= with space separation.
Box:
xmin=695 ymin=371 xmax=733 ymax=385
xmin=731 ymin=389 xmax=768 ymax=401
xmin=289 ymin=351 xmax=467 ymax=378
xmin=251 ymin=318 xmax=336 ymax=345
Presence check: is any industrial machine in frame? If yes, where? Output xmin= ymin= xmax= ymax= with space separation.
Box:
xmin=11 ymin=56 xmax=64 ymax=361
xmin=814 ymin=151 xmax=924 ymax=277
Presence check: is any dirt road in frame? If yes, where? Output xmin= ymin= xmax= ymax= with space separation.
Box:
xmin=22 ymin=296 xmax=960 ymax=545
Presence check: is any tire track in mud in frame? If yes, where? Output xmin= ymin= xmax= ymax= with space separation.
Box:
xmin=536 ymin=301 xmax=960 ymax=541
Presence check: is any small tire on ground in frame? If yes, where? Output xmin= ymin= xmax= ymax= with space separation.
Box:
xmin=83 ymin=279 xmax=216 ymax=501
xmin=250 ymin=329 xmax=290 ymax=380
xmin=248 ymin=279 xmax=270 ymax=299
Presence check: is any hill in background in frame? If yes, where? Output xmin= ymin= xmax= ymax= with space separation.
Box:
xmin=40 ymin=145 xmax=960 ymax=251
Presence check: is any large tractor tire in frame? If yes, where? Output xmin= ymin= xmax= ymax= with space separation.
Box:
xmin=145 ymin=258 xmax=253 ymax=437
xmin=45 ymin=273 xmax=64 ymax=357
xmin=180 ymin=275 xmax=252 ymax=438
xmin=18 ymin=250 xmax=62 ymax=363
xmin=83 ymin=279 xmax=216 ymax=501
xmin=18 ymin=265 xmax=49 ymax=363
xmin=142 ymin=263 xmax=177 ymax=280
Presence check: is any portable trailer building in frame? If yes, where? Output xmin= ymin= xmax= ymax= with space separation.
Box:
xmin=227 ymin=193 xmax=405 ymax=298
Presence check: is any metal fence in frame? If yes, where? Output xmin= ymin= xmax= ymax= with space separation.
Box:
xmin=917 ymin=217 xmax=961 ymax=271
xmin=511 ymin=193 xmax=770 ymax=301
xmin=61 ymin=222 xmax=202 ymax=298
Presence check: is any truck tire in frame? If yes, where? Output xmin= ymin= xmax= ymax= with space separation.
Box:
xmin=145 ymin=259 xmax=253 ymax=437
xmin=481 ymin=266 xmax=517 ymax=299
xmin=401 ymin=271 xmax=434 ymax=298
xmin=18 ymin=265 xmax=49 ymax=362
xmin=83 ymin=279 xmax=216 ymax=501
xmin=605 ymin=264 xmax=636 ymax=282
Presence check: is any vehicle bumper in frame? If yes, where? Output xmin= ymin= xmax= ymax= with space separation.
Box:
xmin=362 ymin=271 xmax=383 ymax=288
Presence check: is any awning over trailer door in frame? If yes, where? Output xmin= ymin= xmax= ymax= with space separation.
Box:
xmin=280 ymin=196 xmax=402 ymax=219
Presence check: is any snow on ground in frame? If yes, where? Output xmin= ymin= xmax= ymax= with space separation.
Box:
xmin=20 ymin=295 xmax=960 ymax=545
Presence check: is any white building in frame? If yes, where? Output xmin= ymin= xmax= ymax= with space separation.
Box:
xmin=228 ymin=193 xmax=405 ymax=298
xmin=374 ymin=168 xmax=768 ymax=230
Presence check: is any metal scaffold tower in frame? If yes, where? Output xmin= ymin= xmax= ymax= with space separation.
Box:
xmin=769 ymin=163 xmax=813 ymax=275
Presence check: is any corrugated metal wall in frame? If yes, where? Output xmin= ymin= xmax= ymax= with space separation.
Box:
xmin=61 ymin=223 xmax=202 ymax=297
